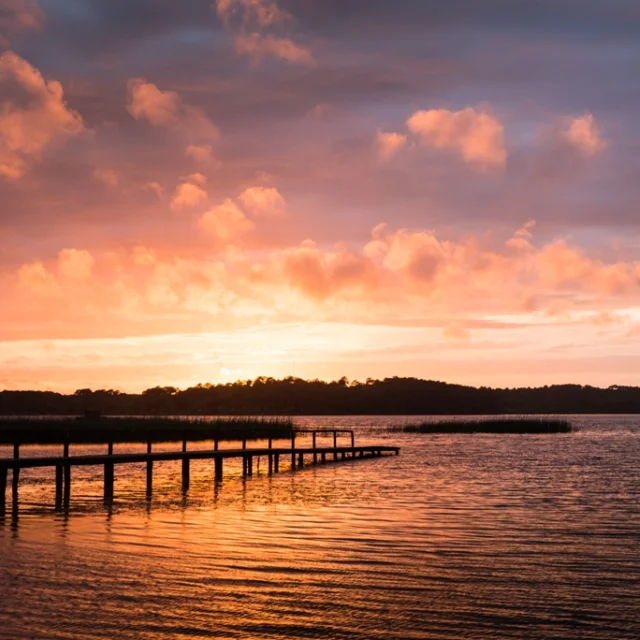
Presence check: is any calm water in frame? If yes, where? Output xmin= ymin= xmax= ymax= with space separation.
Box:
xmin=0 ymin=415 xmax=638 ymax=639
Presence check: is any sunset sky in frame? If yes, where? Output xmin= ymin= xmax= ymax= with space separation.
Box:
xmin=2 ymin=0 xmax=640 ymax=392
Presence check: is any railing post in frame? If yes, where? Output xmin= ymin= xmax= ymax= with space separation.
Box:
xmin=108 ymin=442 xmax=113 ymax=456
xmin=214 ymin=439 xmax=219 ymax=451
xmin=333 ymin=431 xmax=338 ymax=460
xmin=291 ymin=432 xmax=296 ymax=470
xmin=350 ymin=431 xmax=354 ymax=448
xmin=313 ymin=432 xmax=317 ymax=465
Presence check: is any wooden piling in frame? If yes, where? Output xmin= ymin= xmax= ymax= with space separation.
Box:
xmin=214 ymin=456 xmax=223 ymax=482
xmin=274 ymin=453 xmax=279 ymax=473
xmin=321 ymin=452 xmax=326 ymax=464
xmin=247 ymin=455 xmax=253 ymax=477
xmin=298 ymin=452 xmax=304 ymax=468
xmin=333 ymin=431 xmax=338 ymax=460
xmin=313 ymin=432 xmax=317 ymax=464
xmin=268 ymin=454 xmax=273 ymax=475
xmin=291 ymin=432 xmax=296 ymax=470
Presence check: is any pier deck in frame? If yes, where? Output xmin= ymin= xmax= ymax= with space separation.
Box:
xmin=0 ymin=431 xmax=399 ymax=511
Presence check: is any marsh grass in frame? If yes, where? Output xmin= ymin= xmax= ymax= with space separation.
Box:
xmin=393 ymin=417 xmax=572 ymax=434
xmin=0 ymin=416 xmax=294 ymax=445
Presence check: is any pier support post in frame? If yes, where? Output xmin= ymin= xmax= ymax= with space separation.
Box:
xmin=0 ymin=465 xmax=6 ymax=514
xmin=55 ymin=464 xmax=63 ymax=509
xmin=268 ymin=454 xmax=273 ymax=475
xmin=274 ymin=454 xmax=279 ymax=473
xmin=313 ymin=432 xmax=317 ymax=464
xmin=321 ymin=452 xmax=326 ymax=464
xmin=298 ymin=452 xmax=304 ymax=469
xmin=182 ymin=458 xmax=190 ymax=492
xmin=291 ymin=432 xmax=296 ymax=470
xmin=215 ymin=457 xmax=223 ymax=482
xmin=214 ymin=439 xmax=219 ymax=451
xmin=351 ymin=431 xmax=355 ymax=448
xmin=247 ymin=456 xmax=253 ymax=477
xmin=333 ymin=431 xmax=338 ymax=461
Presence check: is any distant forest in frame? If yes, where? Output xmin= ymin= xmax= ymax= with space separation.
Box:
xmin=2 ymin=377 xmax=640 ymax=416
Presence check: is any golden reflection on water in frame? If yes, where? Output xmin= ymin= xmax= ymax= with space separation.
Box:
xmin=0 ymin=416 xmax=639 ymax=639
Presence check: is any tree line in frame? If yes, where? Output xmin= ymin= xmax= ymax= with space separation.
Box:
xmin=2 ymin=377 xmax=640 ymax=415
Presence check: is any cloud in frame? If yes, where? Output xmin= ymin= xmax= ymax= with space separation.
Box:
xmin=215 ymin=0 xmax=312 ymax=65
xmin=185 ymin=143 xmax=214 ymax=164
xmin=562 ymin=113 xmax=607 ymax=157
xmin=0 ymin=51 xmax=85 ymax=179
xmin=375 ymin=129 xmax=407 ymax=163
xmin=406 ymin=106 xmax=506 ymax=169
xmin=57 ymin=248 xmax=94 ymax=280
xmin=198 ymin=198 xmax=254 ymax=242
xmin=0 ymin=0 xmax=43 ymax=47
xmin=238 ymin=185 xmax=285 ymax=216
xmin=127 ymin=78 xmax=219 ymax=141
xmin=92 ymin=168 xmax=119 ymax=188
xmin=171 ymin=173 xmax=208 ymax=210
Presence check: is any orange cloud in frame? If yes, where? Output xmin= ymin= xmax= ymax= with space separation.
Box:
xmin=215 ymin=0 xmax=312 ymax=64
xmin=238 ymin=185 xmax=285 ymax=216
xmin=0 ymin=51 xmax=85 ymax=179
xmin=92 ymin=168 xmax=119 ymax=188
xmin=406 ymin=106 xmax=506 ymax=169
xmin=171 ymin=173 xmax=209 ymax=210
xmin=562 ymin=113 xmax=607 ymax=157
xmin=198 ymin=198 xmax=254 ymax=242
xmin=127 ymin=78 xmax=219 ymax=141
xmin=0 ymin=0 xmax=43 ymax=47
xmin=375 ymin=129 xmax=407 ymax=163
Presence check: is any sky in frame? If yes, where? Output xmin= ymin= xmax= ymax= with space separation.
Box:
xmin=2 ymin=0 xmax=640 ymax=392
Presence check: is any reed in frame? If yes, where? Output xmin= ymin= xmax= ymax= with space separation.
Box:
xmin=393 ymin=417 xmax=572 ymax=434
xmin=0 ymin=416 xmax=294 ymax=445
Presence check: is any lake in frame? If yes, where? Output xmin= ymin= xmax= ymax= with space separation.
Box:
xmin=0 ymin=415 xmax=638 ymax=639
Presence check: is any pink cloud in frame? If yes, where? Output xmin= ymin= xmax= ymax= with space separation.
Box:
xmin=562 ymin=113 xmax=607 ymax=157
xmin=198 ymin=198 xmax=254 ymax=242
xmin=406 ymin=106 xmax=507 ymax=170
xmin=127 ymin=78 xmax=219 ymax=141
xmin=0 ymin=51 xmax=85 ymax=179
xmin=375 ymin=129 xmax=407 ymax=163
xmin=238 ymin=185 xmax=285 ymax=216
xmin=171 ymin=174 xmax=209 ymax=210
xmin=0 ymin=0 xmax=43 ymax=47
xmin=215 ymin=0 xmax=312 ymax=65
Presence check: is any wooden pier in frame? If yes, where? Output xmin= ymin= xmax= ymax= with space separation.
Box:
xmin=0 ymin=430 xmax=399 ymax=512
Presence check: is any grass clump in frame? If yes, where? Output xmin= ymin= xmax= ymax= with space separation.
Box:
xmin=0 ymin=416 xmax=294 ymax=445
xmin=394 ymin=417 xmax=572 ymax=434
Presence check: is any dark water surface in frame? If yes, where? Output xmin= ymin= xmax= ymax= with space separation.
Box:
xmin=1 ymin=416 xmax=638 ymax=639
